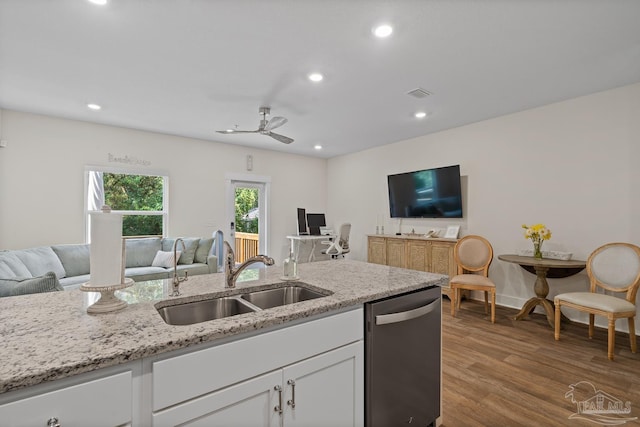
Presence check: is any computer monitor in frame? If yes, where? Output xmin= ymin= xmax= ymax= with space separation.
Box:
xmin=306 ymin=213 xmax=326 ymax=236
xmin=297 ymin=208 xmax=308 ymax=235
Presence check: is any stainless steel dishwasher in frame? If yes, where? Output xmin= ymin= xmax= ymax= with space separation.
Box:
xmin=365 ymin=286 xmax=441 ymax=426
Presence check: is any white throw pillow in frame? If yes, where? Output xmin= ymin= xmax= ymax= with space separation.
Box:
xmin=151 ymin=250 xmax=181 ymax=268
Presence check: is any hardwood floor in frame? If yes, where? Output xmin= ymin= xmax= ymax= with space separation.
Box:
xmin=441 ymin=298 xmax=640 ymax=426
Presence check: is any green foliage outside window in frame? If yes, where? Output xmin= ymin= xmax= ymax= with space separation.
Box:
xmin=235 ymin=187 xmax=258 ymax=234
xmin=104 ymin=173 xmax=164 ymax=236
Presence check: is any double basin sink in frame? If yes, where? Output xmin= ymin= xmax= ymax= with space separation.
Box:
xmin=156 ymin=283 xmax=329 ymax=326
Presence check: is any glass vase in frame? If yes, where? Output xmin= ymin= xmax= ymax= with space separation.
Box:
xmin=533 ymin=241 xmax=543 ymax=259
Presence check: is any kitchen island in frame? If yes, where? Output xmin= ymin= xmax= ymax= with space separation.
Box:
xmin=0 ymin=259 xmax=446 ymax=426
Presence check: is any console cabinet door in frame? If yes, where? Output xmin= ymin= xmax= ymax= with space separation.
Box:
xmin=406 ymin=240 xmax=429 ymax=271
xmin=282 ymin=342 xmax=364 ymax=427
xmin=367 ymin=237 xmax=386 ymax=265
xmin=152 ymin=370 xmax=281 ymax=427
xmin=386 ymin=239 xmax=406 ymax=268
xmin=430 ymin=241 xmax=455 ymax=277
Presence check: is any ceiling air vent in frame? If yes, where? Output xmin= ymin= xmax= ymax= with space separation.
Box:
xmin=406 ymin=88 xmax=432 ymax=98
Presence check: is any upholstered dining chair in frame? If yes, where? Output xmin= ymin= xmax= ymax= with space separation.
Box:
xmin=554 ymin=242 xmax=640 ymax=360
xmin=449 ymin=235 xmax=496 ymax=323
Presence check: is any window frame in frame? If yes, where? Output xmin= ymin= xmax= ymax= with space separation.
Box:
xmin=84 ymin=165 xmax=169 ymax=242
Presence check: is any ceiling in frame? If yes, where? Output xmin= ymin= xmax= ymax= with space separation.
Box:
xmin=1 ymin=1 xmax=639 ymax=159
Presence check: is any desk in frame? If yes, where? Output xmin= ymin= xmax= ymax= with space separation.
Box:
xmin=498 ymin=254 xmax=586 ymax=328
xmin=286 ymin=234 xmax=336 ymax=263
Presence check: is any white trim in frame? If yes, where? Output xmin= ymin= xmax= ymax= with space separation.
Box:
xmin=224 ymin=172 xmax=272 ymax=183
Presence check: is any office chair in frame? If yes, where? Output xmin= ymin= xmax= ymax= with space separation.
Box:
xmin=554 ymin=242 xmax=640 ymax=360
xmin=322 ymin=223 xmax=351 ymax=259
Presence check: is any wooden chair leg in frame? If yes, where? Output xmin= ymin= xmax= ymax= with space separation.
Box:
xmin=450 ymin=286 xmax=456 ymax=318
xmin=608 ymin=318 xmax=616 ymax=361
xmin=554 ymin=302 xmax=561 ymax=341
xmin=589 ymin=314 xmax=595 ymax=339
xmin=457 ymin=289 xmax=462 ymax=310
xmin=629 ymin=317 xmax=637 ymax=354
xmin=484 ymin=291 xmax=489 ymax=314
xmin=490 ymin=289 xmax=496 ymax=323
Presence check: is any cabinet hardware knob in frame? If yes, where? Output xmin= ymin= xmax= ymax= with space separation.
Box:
xmin=47 ymin=417 xmax=61 ymax=427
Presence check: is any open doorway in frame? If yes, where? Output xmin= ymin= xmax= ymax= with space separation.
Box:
xmin=226 ymin=175 xmax=269 ymax=263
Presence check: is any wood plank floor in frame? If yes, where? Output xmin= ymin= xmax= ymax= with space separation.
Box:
xmin=441 ymin=299 xmax=640 ymax=426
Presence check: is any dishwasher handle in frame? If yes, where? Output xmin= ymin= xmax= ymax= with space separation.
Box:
xmin=375 ymin=299 xmax=439 ymax=325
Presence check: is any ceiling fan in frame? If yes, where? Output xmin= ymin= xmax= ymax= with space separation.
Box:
xmin=216 ymin=107 xmax=294 ymax=144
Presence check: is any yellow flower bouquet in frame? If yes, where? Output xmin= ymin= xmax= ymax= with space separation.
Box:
xmin=522 ymin=223 xmax=552 ymax=259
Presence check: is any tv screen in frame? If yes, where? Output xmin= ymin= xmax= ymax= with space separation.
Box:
xmin=387 ymin=165 xmax=463 ymax=218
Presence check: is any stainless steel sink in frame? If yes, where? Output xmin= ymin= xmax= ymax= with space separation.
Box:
xmin=156 ymin=283 xmax=331 ymax=325
xmin=157 ymin=297 xmax=256 ymax=326
xmin=240 ymin=285 xmax=326 ymax=309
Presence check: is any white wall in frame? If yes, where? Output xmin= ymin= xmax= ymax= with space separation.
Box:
xmin=0 ymin=110 xmax=327 ymax=262
xmin=327 ymin=82 xmax=640 ymax=330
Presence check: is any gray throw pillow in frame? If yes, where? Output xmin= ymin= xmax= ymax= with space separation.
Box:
xmin=162 ymin=238 xmax=200 ymax=265
xmin=0 ymin=271 xmax=64 ymax=297
xmin=194 ymin=238 xmax=214 ymax=264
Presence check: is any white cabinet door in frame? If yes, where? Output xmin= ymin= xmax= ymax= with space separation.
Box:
xmin=282 ymin=342 xmax=364 ymax=427
xmin=0 ymin=371 xmax=132 ymax=427
xmin=152 ymin=370 xmax=281 ymax=427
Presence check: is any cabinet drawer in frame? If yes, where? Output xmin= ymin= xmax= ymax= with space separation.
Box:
xmin=152 ymin=307 xmax=363 ymax=411
xmin=0 ymin=371 xmax=132 ymax=427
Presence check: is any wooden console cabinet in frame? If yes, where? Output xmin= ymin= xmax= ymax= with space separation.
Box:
xmin=368 ymin=235 xmax=458 ymax=298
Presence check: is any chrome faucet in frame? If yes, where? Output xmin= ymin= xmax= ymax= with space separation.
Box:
xmin=224 ymin=240 xmax=275 ymax=288
xmin=171 ymin=238 xmax=188 ymax=296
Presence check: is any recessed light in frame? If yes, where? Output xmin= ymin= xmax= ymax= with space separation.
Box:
xmin=308 ymin=73 xmax=323 ymax=82
xmin=415 ymin=111 xmax=427 ymax=119
xmin=87 ymin=103 xmax=102 ymax=111
xmin=314 ymin=144 xmax=323 ymax=150
xmin=225 ymin=129 xmax=234 ymax=133
xmin=373 ymin=24 xmax=393 ymax=38
xmin=88 ymin=0 xmax=108 ymax=5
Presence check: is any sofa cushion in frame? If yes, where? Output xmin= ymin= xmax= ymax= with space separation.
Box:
xmin=125 ymin=238 xmax=162 ymax=268
xmin=0 ymin=252 xmax=32 ymax=278
xmin=194 ymin=238 xmax=214 ymax=264
xmin=152 ymin=250 xmax=181 ymax=268
xmin=0 ymin=271 xmax=64 ymax=297
xmin=124 ymin=266 xmax=170 ymax=282
xmin=14 ymin=247 xmax=66 ymax=279
xmin=174 ymin=263 xmax=211 ymax=276
xmin=51 ymin=244 xmax=91 ymax=277
xmin=162 ymin=238 xmax=199 ymax=265
xmin=59 ymin=274 xmax=91 ymax=290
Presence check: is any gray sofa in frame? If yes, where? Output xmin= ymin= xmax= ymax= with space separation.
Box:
xmin=0 ymin=237 xmax=218 ymax=296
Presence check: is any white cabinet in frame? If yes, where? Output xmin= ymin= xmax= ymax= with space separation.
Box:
xmin=150 ymin=308 xmax=364 ymax=427
xmin=283 ymin=342 xmax=363 ymax=427
xmin=152 ymin=342 xmax=363 ymax=427
xmin=0 ymin=370 xmax=133 ymax=427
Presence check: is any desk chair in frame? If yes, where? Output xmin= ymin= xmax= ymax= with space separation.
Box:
xmin=449 ymin=235 xmax=496 ymax=323
xmin=554 ymin=242 xmax=640 ymax=361
xmin=322 ymin=223 xmax=351 ymax=259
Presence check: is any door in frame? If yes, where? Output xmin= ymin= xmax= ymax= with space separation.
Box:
xmin=225 ymin=174 xmax=270 ymax=263
xmin=282 ymin=342 xmax=364 ymax=427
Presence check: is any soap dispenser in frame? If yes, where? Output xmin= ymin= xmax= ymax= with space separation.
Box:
xmin=283 ymin=247 xmax=298 ymax=280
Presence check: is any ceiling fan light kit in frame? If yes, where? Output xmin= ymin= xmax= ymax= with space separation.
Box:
xmin=216 ymin=107 xmax=294 ymax=144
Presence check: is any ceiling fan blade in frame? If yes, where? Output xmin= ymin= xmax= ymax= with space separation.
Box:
xmin=268 ymin=132 xmax=294 ymax=144
xmin=215 ymin=130 xmax=258 ymax=134
xmin=264 ymin=116 xmax=287 ymax=131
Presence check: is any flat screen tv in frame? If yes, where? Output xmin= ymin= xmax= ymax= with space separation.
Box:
xmin=387 ymin=164 xmax=463 ymax=218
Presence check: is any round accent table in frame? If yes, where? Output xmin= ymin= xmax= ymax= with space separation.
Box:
xmin=498 ymin=254 xmax=586 ymax=328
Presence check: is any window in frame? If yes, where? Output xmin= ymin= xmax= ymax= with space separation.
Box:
xmin=86 ymin=167 xmax=168 ymax=239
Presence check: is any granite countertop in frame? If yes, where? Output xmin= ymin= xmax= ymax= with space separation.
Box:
xmin=0 ymin=259 xmax=447 ymax=394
